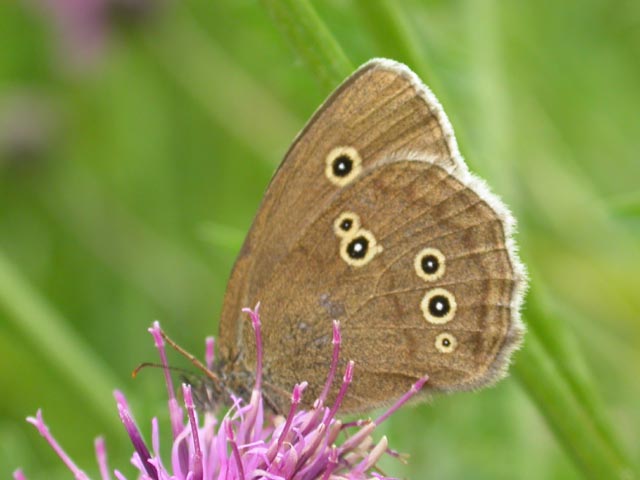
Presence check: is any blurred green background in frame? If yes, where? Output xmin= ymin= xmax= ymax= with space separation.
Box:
xmin=1 ymin=0 xmax=638 ymax=479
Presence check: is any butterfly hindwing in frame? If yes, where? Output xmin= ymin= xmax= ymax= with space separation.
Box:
xmin=248 ymin=158 xmax=523 ymax=411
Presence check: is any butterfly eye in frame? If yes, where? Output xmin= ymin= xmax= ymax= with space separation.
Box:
xmin=435 ymin=333 xmax=458 ymax=353
xmin=325 ymin=146 xmax=362 ymax=186
xmin=414 ymin=248 xmax=446 ymax=281
xmin=420 ymin=288 xmax=457 ymax=324
xmin=340 ymin=229 xmax=382 ymax=267
xmin=333 ymin=212 xmax=361 ymax=238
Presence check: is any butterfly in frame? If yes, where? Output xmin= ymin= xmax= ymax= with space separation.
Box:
xmin=212 ymin=58 xmax=526 ymax=413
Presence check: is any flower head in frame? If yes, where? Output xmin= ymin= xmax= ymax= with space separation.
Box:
xmin=17 ymin=305 xmax=428 ymax=479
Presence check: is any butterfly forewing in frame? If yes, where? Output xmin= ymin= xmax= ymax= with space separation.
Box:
xmin=243 ymin=160 xmax=519 ymax=411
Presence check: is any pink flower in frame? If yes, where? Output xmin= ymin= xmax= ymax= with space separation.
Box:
xmin=16 ymin=305 xmax=427 ymax=479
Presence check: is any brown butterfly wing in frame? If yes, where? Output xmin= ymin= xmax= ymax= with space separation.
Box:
xmin=220 ymin=59 xmax=458 ymax=359
xmin=219 ymin=59 xmax=525 ymax=412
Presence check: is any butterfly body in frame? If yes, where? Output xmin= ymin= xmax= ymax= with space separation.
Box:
xmin=216 ymin=59 xmax=526 ymax=414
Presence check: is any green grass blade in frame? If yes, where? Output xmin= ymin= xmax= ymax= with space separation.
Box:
xmin=514 ymin=328 xmax=633 ymax=479
xmin=260 ymin=0 xmax=352 ymax=90
xmin=527 ymin=285 xmax=634 ymax=473
xmin=0 ymin=250 xmax=122 ymax=436
xmin=141 ymin=12 xmax=300 ymax=164
xmin=353 ymin=0 xmax=435 ymax=85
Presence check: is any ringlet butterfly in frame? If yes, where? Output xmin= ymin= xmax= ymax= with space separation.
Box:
xmin=211 ymin=58 xmax=526 ymax=414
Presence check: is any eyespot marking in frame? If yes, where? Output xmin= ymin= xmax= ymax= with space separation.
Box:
xmin=340 ymin=229 xmax=382 ymax=267
xmin=414 ymin=247 xmax=445 ymax=282
xmin=333 ymin=212 xmax=361 ymax=238
xmin=421 ymin=288 xmax=457 ymax=324
xmin=435 ymin=332 xmax=457 ymax=353
xmin=325 ymin=146 xmax=362 ymax=186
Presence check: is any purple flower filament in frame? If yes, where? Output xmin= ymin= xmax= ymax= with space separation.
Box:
xmin=17 ymin=305 xmax=429 ymax=479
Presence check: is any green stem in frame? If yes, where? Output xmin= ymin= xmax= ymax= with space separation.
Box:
xmin=0 ymin=250 xmax=122 ymax=436
xmin=514 ymin=329 xmax=632 ymax=479
xmin=141 ymin=12 xmax=301 ymax=164
xmin=260 ymin=0 xmax=352 ymax=90
xmin=353 ymin=0 xmax=435 ymax=86
xmin=527 ymin=286 xmax=633 ymax=473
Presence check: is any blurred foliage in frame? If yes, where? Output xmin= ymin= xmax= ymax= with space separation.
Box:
xmin=0 ymin=1 xmax=638 ymax=479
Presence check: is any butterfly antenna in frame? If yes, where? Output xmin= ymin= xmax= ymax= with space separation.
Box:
xmin=131 ymin=362 xmax=194 ymax=378
xmin=158 ymin=328 xmax=223 ymax=384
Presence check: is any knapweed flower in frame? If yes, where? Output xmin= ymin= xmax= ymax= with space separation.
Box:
xmin=16 ymin=305 xmax=428 ymax=479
